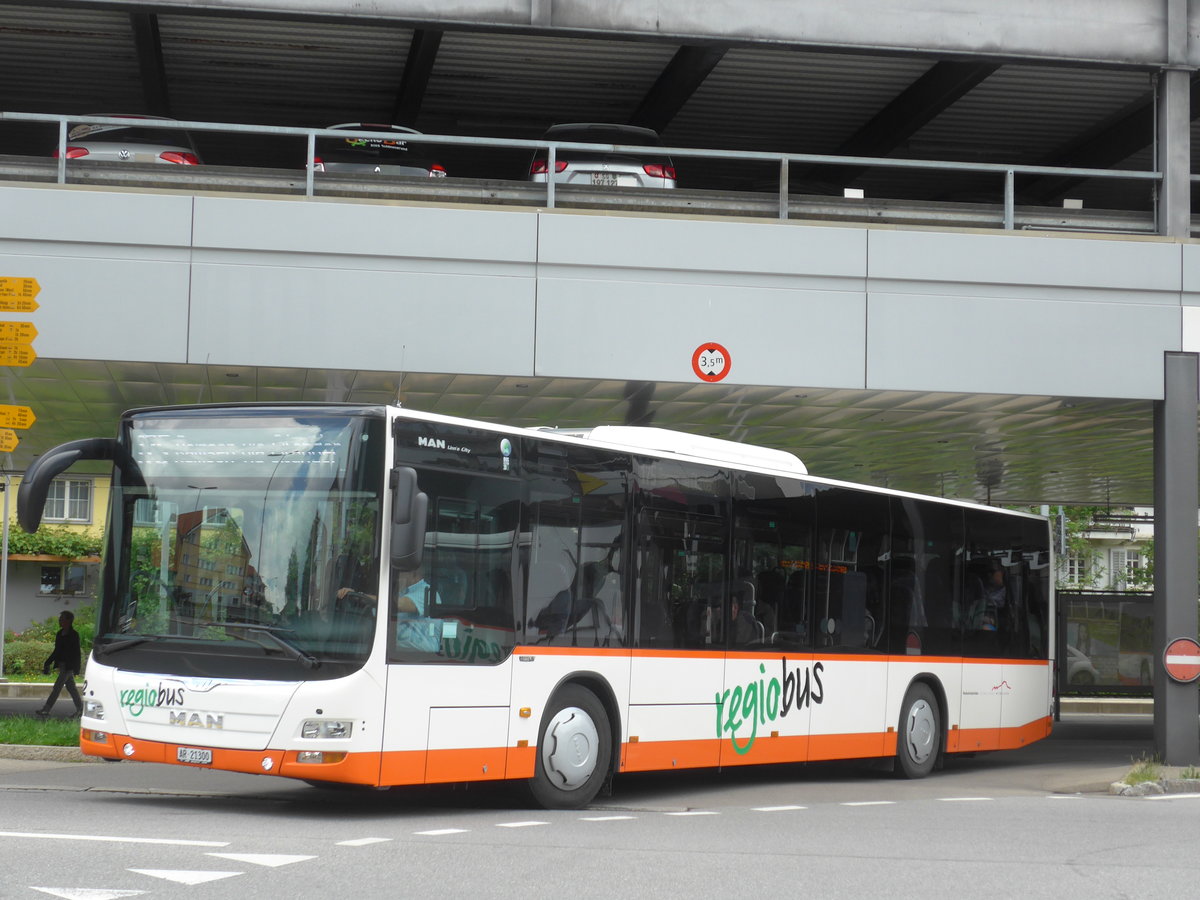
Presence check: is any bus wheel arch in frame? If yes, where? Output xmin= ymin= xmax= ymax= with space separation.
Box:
xmin=528 ymin=679 xmax=615 ymax=809
xmin=896 ymin=677 xmax=945 ymax=779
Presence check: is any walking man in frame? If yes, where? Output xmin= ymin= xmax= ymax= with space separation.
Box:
xmin=35 ymin=610 xmax=83 ymax=717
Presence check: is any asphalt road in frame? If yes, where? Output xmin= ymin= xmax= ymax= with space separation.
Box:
xmin=3 ymin=712 xmax=1194 ymax=899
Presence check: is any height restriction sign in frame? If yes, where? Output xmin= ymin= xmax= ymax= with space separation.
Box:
xmin=692 ymin=343 xmax=731 ymax=382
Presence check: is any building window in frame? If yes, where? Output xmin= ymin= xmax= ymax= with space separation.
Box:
xmin=41 ymin=564 xmax=87 ymax=595
xmin=1065 ymin=556 xmax=1086 ymax=583
xmin=44 ymin=478 xmax=92 ymax=524
xmin=1110 ymin=549 xmax=1142 ymax=589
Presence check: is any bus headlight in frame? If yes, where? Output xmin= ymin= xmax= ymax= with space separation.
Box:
xmin=301 ymin=719 xmax=353 ymax=739
xmin=85 ymin=700 xmax=105 ymax=719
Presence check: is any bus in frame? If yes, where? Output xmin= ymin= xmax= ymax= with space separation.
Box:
xmin=17 ymin=403 xmax=1054 ymax=809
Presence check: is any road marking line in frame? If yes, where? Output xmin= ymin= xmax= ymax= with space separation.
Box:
xmin=496 ymin=821 xmax=549 ymax=828
xmin=31 ymin=890 xmax=147 ymax=900
xmin=580 ymin=815 xmax=636 ymax=821
xmin=938 ymin=797 xmax=994 ymax=802
xmin=665 ymin=810 xmax=718 ymax=816
xmin=337 ymin=837 xmax=393 ymax=846
xmin=128 ymin=870 xmax=241 ymax=886
xmin=1145 ymin=793 xmax=1200 ymax=801
xmin=1045 ymin=795 xmax=1083 ymax=800
xmin=207 ymin=853 xmax=315 ymax=867
xmin=752 ymin=805 xmax=807 ymax=812
xmin=0 ymin=831 xmax=227 ymax=847
xmin=841 ymin=801 xmax=895 ymax=806
xmin=414 ymin=828 xmax=468 ymax=836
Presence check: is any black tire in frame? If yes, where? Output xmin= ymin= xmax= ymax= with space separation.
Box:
xmin=528 ymin=684 xmax=612 ymax=810
xmin=896 ymin=682 xmax=941 ymax=779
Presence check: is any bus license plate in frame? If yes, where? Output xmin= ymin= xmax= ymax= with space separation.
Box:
xmin=177 ymin=746 xmax=213 ymax=765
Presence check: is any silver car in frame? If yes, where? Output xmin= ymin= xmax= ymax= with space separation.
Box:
xmin=312 ymin=123 xmax=447 ymax=177
xmin=56 ymin=115 xmax=201 ymax=165
xmin=529 ymin=123 xmax=676 ymax=189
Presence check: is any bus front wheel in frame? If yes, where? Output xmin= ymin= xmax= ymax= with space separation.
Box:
xmin=529 ymin=684 xmax=612 ymax=809
xmin=896 ymin=682 xmax=940 ymax=779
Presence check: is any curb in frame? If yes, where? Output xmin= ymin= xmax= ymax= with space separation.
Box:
xmin=0 ymin=743 xmax=88 ymax=763
xmin=1109 ymin=779 xmax=1200 ymax=796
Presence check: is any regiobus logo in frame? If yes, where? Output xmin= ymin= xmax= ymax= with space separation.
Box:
xmin=119 ymin=683 xmax=186 ymax=717
xmin=715 ymin=658 xmax=825 ymax=755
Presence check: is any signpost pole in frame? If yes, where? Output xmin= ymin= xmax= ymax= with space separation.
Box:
xmin=1152 ymin=351 xmax=1200 ymax=765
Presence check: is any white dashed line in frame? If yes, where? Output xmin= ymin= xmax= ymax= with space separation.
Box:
xmin=841 ymin=801 xmax=895 ymax=807
xmin=1145 ymin=793 xmax=1200 ymax=801
xmin=0 ymin=832 xmax=227 ymax=847
xmin=337 ymin=838 xmax=393 ymax=846
xmin=753 ymin=805 xmax=807 ymax=812
xmin=1045 ymin=795 xmax=1084 ymax=800
xmin=496 ymin=821 xmax=549 ymax=828
xmin=414 ymin=828 xmax=469 ymax=836
xmin=580 ymin=815 xmax=637 ymax=821
xmin=665 ymin=810 xmax=718 ymax=816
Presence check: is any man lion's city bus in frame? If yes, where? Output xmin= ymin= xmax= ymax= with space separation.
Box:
xmin=17 ymin=404 xmax=1053 ymax=808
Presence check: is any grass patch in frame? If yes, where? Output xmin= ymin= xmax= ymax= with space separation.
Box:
xmin=0 ymin=715 xmax=80 ymax=747
xmin=1181 ymin=766 xmax=1200 ymax=780
xmin=1123 ymin=754 xmax=1162 ymax=785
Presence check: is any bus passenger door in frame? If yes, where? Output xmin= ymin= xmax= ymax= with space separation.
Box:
xmin=626 ymin=511 xmax=726 ymax=773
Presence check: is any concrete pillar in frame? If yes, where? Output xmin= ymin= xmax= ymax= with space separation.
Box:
xmin=1152 ymin=351 xmax=1200 ymax=765
xmin=1156 ymin=0 xmax=1191 ymax=238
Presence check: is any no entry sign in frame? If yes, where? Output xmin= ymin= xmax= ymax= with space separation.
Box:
xmin=1163 ymin=637 xmax=1200 ymax=684
xmin=692 ymin=343 xmax=731 ymax=382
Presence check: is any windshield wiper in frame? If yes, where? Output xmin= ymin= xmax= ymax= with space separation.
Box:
xmin=191 ymin=621 xmax=322 ymax=670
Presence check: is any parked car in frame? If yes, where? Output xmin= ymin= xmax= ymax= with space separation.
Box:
xmin=312 ymin=123 xmax=446 ymax=177
xmin=1067 ymin=645 xmax=1101 ymax=685
xmin=528 ymin=123 xmax=676 ymax=189
xmin=54 ymin=115 xmax=201 ymax=165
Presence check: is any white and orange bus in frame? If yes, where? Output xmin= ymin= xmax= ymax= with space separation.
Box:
xmin=18 ymin=403 xmax=1054 ymax=808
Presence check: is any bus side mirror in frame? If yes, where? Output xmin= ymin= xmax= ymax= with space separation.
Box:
xmin=390 ymin=466 xmax=428 ymax=569
xmin=17 ymin=438 xmax=128 ymax=533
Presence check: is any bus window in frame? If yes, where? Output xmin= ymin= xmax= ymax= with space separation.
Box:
xmin=635 ymin=510 xmax=727 ymax=650
xmin=733 ymin=471 xmax=816 ymax=651
xmin=963 ymin=510 xmax=1050 ymax=660
xmin=813 ymin=486 xmax=889 ymax=652
xmin=891 ymin=498 xmax=963 ymax=657
xmin=525 ymin=444 xmax=628 ymax=648
xmin=390 ymin=471 xmax=521 ymax=665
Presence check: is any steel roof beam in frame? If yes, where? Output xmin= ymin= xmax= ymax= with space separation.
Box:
xmin=129 ymin=12 xmax=171 ymax=117
xmin=805 ymin=60 xmax=999 ymax=188
xmin=392 ymin=29 xmax=443 ymax=127
xmin=629 ymin=45 xmax=726 ymax=134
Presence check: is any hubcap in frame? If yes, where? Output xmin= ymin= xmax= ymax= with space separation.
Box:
xmin=542 ymin=706 xmax=599 ymax=790
xmin=905 ymin=698 xmax=936 ymax=764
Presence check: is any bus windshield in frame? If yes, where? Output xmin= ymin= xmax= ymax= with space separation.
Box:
xmin=94 ymin=409 xmax=386 ymax=679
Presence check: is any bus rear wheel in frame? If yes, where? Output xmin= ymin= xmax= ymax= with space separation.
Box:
xmin=896 ymin=682 xmax=940 ymax=779
xmin=529 ymin=684 xmax=612 ymax=810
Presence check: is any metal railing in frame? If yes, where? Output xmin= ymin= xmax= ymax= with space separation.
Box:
xmin=0 ymin=111 xmax=1170 ymax=232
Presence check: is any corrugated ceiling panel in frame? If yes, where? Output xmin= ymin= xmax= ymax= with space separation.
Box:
xmin=0 ymin=5 xmax=142 ymax=114
xmin=160 ymin=14 xmax=414 ymax=127
xmin=425 ymin=31 xmax=677 ymax=137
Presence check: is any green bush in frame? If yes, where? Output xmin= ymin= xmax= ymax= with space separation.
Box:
xmin=3 ymin=604 xmax=96 ymax=675
xmin=3 ymin=639 xmax=52 ymax=676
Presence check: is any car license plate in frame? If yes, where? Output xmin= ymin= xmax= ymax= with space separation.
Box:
xmin=591 ymin=172 xmax=619 ymax=186
xmin=177 ymin=746 xmax=213 ymax=765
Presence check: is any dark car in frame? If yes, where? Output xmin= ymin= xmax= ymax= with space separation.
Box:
xmin=312 ymin=123 xmax=447 ymax=177
xmin=528 ymin=123 xmax=676 ymax=189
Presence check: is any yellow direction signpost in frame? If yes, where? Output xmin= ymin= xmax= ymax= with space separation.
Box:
xmin=0 ymin=405 xmax=35 ymax=429
xmin=0 ymin=322 xmax=37 ymax=343
xmin=0 ymin=344 xmax=36 ymax=367
xmin=0 ymin=277 xmax=40 ymax=312
xmin=0 ymin=429 xmax=19 ymax=453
